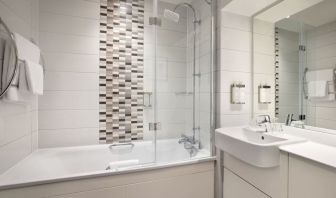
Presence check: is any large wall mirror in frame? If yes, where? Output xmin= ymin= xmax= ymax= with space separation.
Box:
xmin=253 ymin=0 xmax=336 ymax=130
xmin=0 ymin=18 xmax=18 ymax=98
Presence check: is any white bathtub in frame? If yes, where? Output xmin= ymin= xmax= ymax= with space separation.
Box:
xmin=0 ymin=139 xmax=212 ymax=190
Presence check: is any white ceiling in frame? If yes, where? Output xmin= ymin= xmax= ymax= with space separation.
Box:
xmin=290 ymin=0 xmax=336 ymax=27
xmin=256 ymin=0 xmax=324 ymax=23
xmin=276 ymin=18 xmax=314 ymax=32
xmin=222 ymin=0 xmax=279 ymax=17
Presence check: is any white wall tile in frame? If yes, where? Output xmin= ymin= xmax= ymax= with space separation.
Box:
xmin=44 ymin=53 xmax=99 ymax=73
xmin=40 ymin=13 xmax=99 ymax=37
xmin=38 ymin=128 xmax=99 ymax=148
xmin=44 ymin=72 xmax=98 ymax=91
xmin=216 ymin=12 xmax=252 ymax=128
xmin=39 ymin=91 xmax=99 ymax=110
xmin=0 ymin=134 xmax=32 ymax=173
xmin=220 ymin=27 xmax=251 ymax=52
xmin=40 ymin=32 xmax=99 ymax=55
xmin=39 ymin=0 xmax=99 ymax=19
xmin=219 ymin=49 xmax=251 ymax=72
xmin=220 ymin=11 xmax=251 ymax=32
xmin=217 ymin=92 xmax=251 ymax=115
xmin=39 ymin=110 xmax=98 ymax=130
xmin=0 ymin=0 xmax=39 ymax=173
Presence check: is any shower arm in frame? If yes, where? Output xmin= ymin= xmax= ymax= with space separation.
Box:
xmin=173 ymin=3 xmax=200 ymax=24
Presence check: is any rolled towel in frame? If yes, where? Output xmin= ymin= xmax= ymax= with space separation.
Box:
xmin=107 ymin=160 xmax=139 ymax=170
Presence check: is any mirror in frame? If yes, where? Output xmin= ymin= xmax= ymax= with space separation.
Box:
xmin=0 ymin=18 xmax=18 ymax=98
xmin=253 ymin=0 xmax=336 ymax=130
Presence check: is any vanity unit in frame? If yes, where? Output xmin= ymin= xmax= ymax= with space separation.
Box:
xmin=216 ymin=126 xmax=336 ymax=198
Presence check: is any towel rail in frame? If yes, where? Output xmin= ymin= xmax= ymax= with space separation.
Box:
xmin=0 ymin=18 xmax=45 ymax=92
xmin=303 ymin=67 xmax=336 ymax=99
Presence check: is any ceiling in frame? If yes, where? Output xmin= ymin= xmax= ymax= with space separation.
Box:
xmin=290 ymin=0 xmax=336 ymax=27
xmin=221 ymin=0 xmax=279 ymax=17
xmin=256 ymin=0 xmax=324 ymax=23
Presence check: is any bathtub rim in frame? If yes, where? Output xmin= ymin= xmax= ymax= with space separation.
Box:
xmin=0 ymin=156 xmax=215 ymax=191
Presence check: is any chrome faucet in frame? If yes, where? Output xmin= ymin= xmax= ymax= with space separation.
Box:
xmin=285 ymin=114 xmax=294 ymax=126
xmin=255 ymin=115 xmax=271 ymax=132
xmin=178 ymin=134 xmax=199 ymax=155
xmin=178 ymin=134 xmax=197 ymax=145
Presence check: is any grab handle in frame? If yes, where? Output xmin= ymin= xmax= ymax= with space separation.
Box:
xmin=109 ymin=142 xmax=135 ymax=150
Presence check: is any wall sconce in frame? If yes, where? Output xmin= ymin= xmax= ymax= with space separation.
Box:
xmin=231 ymin=83 xmax=245 ymax=104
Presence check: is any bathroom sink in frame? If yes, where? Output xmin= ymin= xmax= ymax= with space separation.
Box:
xmin=215 ymin=127 xmax=305 ymax=168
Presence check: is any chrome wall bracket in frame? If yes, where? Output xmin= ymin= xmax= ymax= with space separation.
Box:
xmin=149 ymin=17 xmax=162 ymax=26
xmin=149 ymin=122 xmax=161 ymax=131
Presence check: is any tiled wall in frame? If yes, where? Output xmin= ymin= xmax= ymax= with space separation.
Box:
xmin=305 ymin=20 xmax=336 ymax=129
xmin=216 ymin=10 xmax=252 ymax=127
xmin=0 ymin=0 xmax=39 ymax=174
xmin=143 ymin=0 xmax=212 ymax=149
xmin=99 ymin=0 xmax=145 ymax=143
xmin=216 ymin=8 xmax=275 ymax=128
xmin=277 ymin=28 xmax=300 ymax=122
xmin=143 ymin=0 xmax=189 ymax=140
xmin=38 ymin=0 xmax=211 ymax=147
xmin=192 ymin=0 xmax=212 ymax=150
xmin=38 ymin=0 xmax=100 ymax=148
xmin=253 ymin=19 xmax=275 ymax=118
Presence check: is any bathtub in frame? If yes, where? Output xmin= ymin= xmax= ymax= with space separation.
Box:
xmin=0 ymin=139 xmax=213 ymax=190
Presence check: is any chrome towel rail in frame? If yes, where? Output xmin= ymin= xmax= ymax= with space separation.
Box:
xmin=109 ymin=142 xmax=135 ymax=151
xmin=303 ymin=67 xmax=336 ymax=99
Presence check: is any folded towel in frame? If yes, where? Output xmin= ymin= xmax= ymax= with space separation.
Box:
xmin=24 ymin=60 xmax=43 ymax=95
xmin=13 ymin=33 xmax=40 ymax=63
xmin=308 ymin=81 xmax=328 ymax=98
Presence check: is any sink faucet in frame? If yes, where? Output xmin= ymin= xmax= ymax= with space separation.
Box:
xmin=255 ymin=115 xmax=271 ymax=132
xmin=285 ymin=114 xmax=294 ymax=126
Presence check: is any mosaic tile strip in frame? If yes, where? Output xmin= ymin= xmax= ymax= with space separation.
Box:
xmin=99 ymin=0 xmax=144 ymax=143
xmin=275 ymin=27 xmax=280 ymax=117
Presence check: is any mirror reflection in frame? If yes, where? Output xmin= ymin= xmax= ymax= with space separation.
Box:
xmin=253 ymin=0 xmax=336 ymax=130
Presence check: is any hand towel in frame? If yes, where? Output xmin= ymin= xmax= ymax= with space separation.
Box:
xmin=307 ymin=81 xmax=327 ymax=98
xmin=13 ymin=33 xmax=40 ymax=63
xmin=24 ymin=60 xmax=43 ymax=95
xmin=306 ymin=69 xmax=335 ymax=101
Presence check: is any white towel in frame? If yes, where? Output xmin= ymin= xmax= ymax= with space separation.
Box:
xmin=306 ymin=69 xmax=335 ymax=101
xmin=4 ymin=62 xmax=30 ymax=101
xmin=24 ymin=60 xmax=44 ymax=95
xmin=307 ymin=81 xmax=327 ymax=98
xmin=13 ymin=33 xmax=40 ymax=63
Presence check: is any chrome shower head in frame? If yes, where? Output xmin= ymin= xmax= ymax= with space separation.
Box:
xmin=163 ymin=9 xmax=180 ymax=23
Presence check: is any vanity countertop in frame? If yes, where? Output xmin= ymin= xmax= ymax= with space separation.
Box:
xmin=280 ymin=141 xmax=336 ymax=169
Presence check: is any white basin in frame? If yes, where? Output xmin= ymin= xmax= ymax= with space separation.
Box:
xmin=215 ymin=127 xmax=305 ymax=168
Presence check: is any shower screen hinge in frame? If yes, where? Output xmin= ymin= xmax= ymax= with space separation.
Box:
xmin=149 ymin=17 xmax=162 ymax=26
xmin=299 ymin=45 xmax=306 ymax=51
xmin=149 ymin=122 xmax=161 ymax=131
